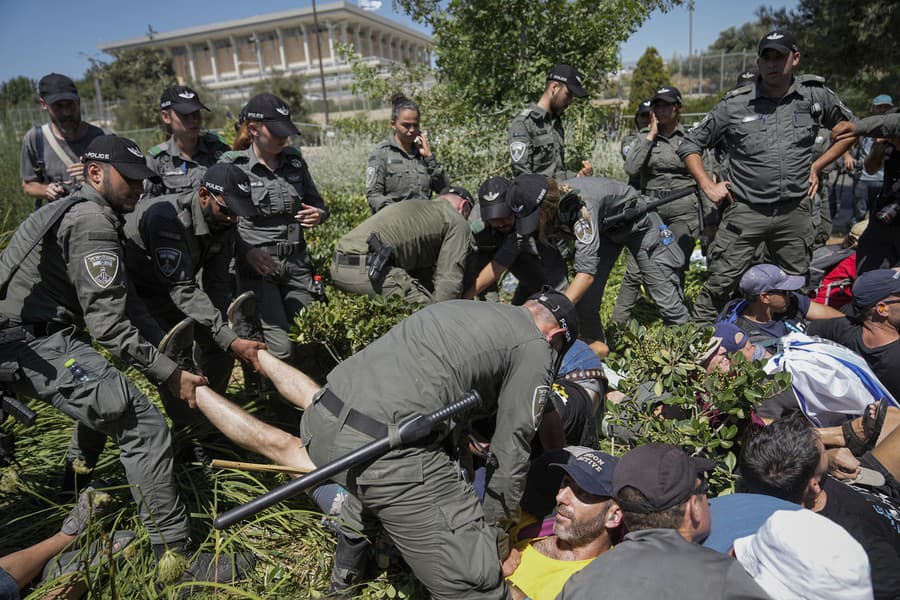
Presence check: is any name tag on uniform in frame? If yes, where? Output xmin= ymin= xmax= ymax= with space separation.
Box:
xmin=741 ymin=115 xmax=761 ymax=123
xmin=250 ymin=181 xmax=265 ymax=187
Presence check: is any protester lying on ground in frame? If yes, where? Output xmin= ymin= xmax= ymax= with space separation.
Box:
xmin=557 ymin=443 xmax=770 ymax=599
xmin=732 ymin=509 xmax=873 ymax=600
xmin=717 ymin=263 xmax=843 ymax=346
xmin=807 ymin=268 xmax=900 ymax=399
xmin=502 ymin=450 xmax=622 ymax=600
xmin=811 ymin=220 xmax=868 ymax=310
xmin=739 ymin=413 xmax=900 ymax=600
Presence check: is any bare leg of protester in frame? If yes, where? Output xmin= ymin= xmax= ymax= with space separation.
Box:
xmin=257 ymin=349 xmax=322 ymax=411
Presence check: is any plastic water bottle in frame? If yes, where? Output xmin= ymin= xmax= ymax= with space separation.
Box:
xmin=658 ymin=224 xmax=675 ymax=246
xmin=64 ymin=359 xmax=95 ymax=384
xmin=312 ymin=274 xmax=327 ymax=303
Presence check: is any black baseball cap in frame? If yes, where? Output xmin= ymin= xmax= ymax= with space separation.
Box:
xmin=758 ymin=31 xmax=799 ymax=56
xmin=442 ymin=186 xmax=474 ymax=207
xmin=613 ymin=443 xmax=715 ymax=513
xmin=83 ymin=135 xmax=157 ymax=181
xmin=528 ymin=286 xmax=579 ymax=348
xmin=240 ymin=93 xmax=300 ymax=137
xmin=734 ymin=71 xmax=757 ymax=89
xmin=852 ymin=269 xmax=900 ymax=310
xmin=547 ymin=64 xmax=588 ymax=98
xmin=39 ymin=73 xmax=79 ymax=104
xmin=508 ymin=173 xmax=549 ymax=235
xmin=477 ymin=177 xmax=512 ymax=220
xmin=551 ymin=450 xmax=618 ymax=497
xmin=651 ymin=86 xmax=682 ymax=105
xmin=201 ymin=164 xmax=257 ymax=217
xmin=636 ymin=100 xmax=652 ymax=117
xmin=160 ymin=85 xmax=209 ymax=114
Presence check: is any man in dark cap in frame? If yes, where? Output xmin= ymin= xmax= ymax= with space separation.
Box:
xmin=330 ymin=189 xmax=475 ymax=304
xmin=20 ymin=73 xmax=105 ymax=207
xmin=509 ymin=64 xmax=593 ymax=179
xmin=807 ymin=268 xmax=900 ymax=398
xmin=0 ymin=135 xmax=250 ymax=585
xmin=558 ymin=443 xmax=769 ymax=599
xmin=300 ymin=289 xmax=578 ymax=598
xmin=679 ymin=31 xmax=855 ymax=323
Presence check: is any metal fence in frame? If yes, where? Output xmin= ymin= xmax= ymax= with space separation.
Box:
xmin=669 ymin=49 xmax=758 ymax=96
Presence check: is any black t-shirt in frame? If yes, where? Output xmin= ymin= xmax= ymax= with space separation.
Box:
xmin=807 ymin=317 xmax=900 ymax=399
xmin=820 ymin=476 xmax=900 ymax=600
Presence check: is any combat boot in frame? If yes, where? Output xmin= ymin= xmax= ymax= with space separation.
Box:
xmin=159 ymin=317 xmax=197 ymax=373
xmin=153 ymin=538 xmax=255 ymax=595
xmin=327 ymin=532 xmax=370 ymax=597
xmin=227 ymin=291 xmax=264 ymax=342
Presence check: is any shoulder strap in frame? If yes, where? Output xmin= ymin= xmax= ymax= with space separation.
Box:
xmin=41 ymin=123 xmax=77 ymax=168
xmin=33 ymin=125 xmax=47 ymax=183
xmin=0 ymin=196 xmax=88 ymax=300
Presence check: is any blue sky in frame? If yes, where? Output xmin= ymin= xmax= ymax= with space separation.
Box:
xmin=0 ymin=0 xmax=797 ymax=83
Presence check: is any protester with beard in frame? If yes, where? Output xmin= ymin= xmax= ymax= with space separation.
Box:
xmin=20 ymin=73 xmax=105 ymax=207
xmin=509 ymin=64 xmax=593 ymax=179
xmin=220 ymin=93 xmax=328 ymax=363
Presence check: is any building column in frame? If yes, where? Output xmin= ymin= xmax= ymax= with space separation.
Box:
xmin=185 ymin=44 xmax=197 ymax=81
xmin=276 ymin=28 xmax=287 ymax=70
xmin=251 ymin=31 xmax=264 ymax=77
xmin=326 ymin=21 xmax=336 ymax=64
xmin=378 ymin=32 xmax=386 ymax=60
xmin=207 ymin=40 xmax=219 ymax=81
xmin=300 ymin=24 xmax=310 ymax=67
xmin=230 ymin=35 xmax=241 ymax=76
xmin=354 ymin=25 xmax=362 ymax=56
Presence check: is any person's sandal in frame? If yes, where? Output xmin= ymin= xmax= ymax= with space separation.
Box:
xmin=842 ymin=398 xmax=889 ymax=456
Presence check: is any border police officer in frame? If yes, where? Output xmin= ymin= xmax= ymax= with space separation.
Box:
xmin=678 ymin=31 xmax=855 ymax=323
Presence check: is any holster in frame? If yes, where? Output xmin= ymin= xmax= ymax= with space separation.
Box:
xmin=365 ymin=232 xmax=392 ymax=281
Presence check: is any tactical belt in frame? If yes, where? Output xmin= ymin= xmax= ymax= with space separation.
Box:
xmin=561 ymin=368 xmax=607 ymax=383
xmin=333 ymin=251 xmax=364 ymax=267
xmin=647 ymin=186 xmax=696 ymax=198
xmin=319 ymin=388 xmax=388 ymax=439
xmin=260 ymin=241 xmax=303 ymax=257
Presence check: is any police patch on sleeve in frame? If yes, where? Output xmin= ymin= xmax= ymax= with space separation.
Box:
xmin=510 ymin=141 xmax=527 ymax=163
xmin=573 ymin=207 xmax=596 ymax=244
xmin=155 ymin=247 xmax=183 ymax=278
xmin=532 ymin=385 xmax=549 ymax=430
xmin=83 ymin=252 xmax=119 ymax=289
xmin=365 ymin=166 xmax=376 ymax=189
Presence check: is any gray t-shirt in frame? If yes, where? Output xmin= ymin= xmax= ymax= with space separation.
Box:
xmin=20 ymin=123 xmax=105 ymax=184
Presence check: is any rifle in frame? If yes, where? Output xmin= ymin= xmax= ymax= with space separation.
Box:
xmin=0 ymin=363 xmax=36 ymax=467
xmin=213 ymin=390 xmax=482 ymax=529
xmin=600 ymin=186 xmax=699 ymax=231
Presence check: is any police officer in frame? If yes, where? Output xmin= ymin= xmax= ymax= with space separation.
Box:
xmin=613 ymin=86 xmax=708 ymax=324
xmin=678 ymin=31 xmax=855 ymax=323
xmin=145 ymin=85 xmax=230 ymax=197
xmin=832 ymin=110 xmax=900 ymax=272
xmin=509 ymin=64 xmax=593 ymax=179
xmin=0 ymin=135 xmax=248 ymax=583
xmin=123 ymin=163 xmax=266 ymax=426
xmin=365 ymin=94 xmax=449 ymax=213
xmin=620 ymin=100 xmax=652 ymax=190
xmin=20 ymin=73 xmax=105 ymax=208
xmin=299 ymin=291 xmax=578 ymax=598
xmin=510 ymin=174 xmax=690 ymax=354
xmin=330 ymin=189 xmax=475 ymax=304
xmin=220 ymin=93 xmax=328 ymax=362
xmin=464 ymin=176 xmax=568 ymax=304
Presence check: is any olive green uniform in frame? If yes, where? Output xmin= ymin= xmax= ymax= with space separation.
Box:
xmin=300 ymin=300 xmax=557 ymax=600
xmin=678 ymin=75 xmax=854 ymax=323
xmin=220 ymin=146 xmax=328 ymax=361
xmin=145 ymin=132 xmax=230 ymax=197
xmin=509 ymin=104 xmax=576 ymax=179
xmin=365 ymin=136 xmax=449 ymax=213
xmin=330 ymin=199 xmax=474 ymax=304
xmin=619 ymin=131 xmax=646 ymax=190
xmin=613 ymin=125 xmax=708 ymax=324
xmin=123 ymin=191 xmax=238 ymax=423
xmin=561 ymin=177 xmax=690 ymax=338
xmin=0 ymin=186 xmax=190 ymax=546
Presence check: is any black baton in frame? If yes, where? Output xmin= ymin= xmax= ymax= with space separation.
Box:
xmin=213 ymin=390 xmax=483 ymax=529
xmin=600 ymin=186 xmax=698 ymax=229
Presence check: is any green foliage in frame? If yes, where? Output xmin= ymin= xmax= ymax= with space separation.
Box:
xmin=250 ymin=74 xmax=310 ymax=124
xmin=707 ymin=6 xmax=790 ymax=53
xmin=0 ymin=76 xmax=36 ymax=110
xmin=394 ymin=0 xmax=682 ymax=108
xmin=605 ymin=321 xmax=791 ymax=493
xmin=680 ymin=94 xmax=722 ymax=116
xmin=628 ymin=47 xmax=670 ymax=111
xmin=98 ymin=48 xmax=177 ymax=130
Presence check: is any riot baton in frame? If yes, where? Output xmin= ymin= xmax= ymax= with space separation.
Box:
xmin=600 ymin=186 xmax=699 ymax=230
xmin=213 ymin=390 xmax=482 ymax=529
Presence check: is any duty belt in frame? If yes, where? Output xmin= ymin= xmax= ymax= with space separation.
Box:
xmin=647 ymin=186 xmax=696 ymax=198
xmin=261 ymin=241 xmax=303 ymax=257
xmin=319 ymin=388 xmax=388 ymax=439
xmin=333 ymin=251 xmax=365 ymax=267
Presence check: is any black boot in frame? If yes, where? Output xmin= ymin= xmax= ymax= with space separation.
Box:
xmin=328 ymin=532 xmax=370 ymax=597
xmin=153 ymin=538 xmax=255 ymax=594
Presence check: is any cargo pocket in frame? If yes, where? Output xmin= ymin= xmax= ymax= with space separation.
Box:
xmin=434 ymin=500 xmax=500 ymax=593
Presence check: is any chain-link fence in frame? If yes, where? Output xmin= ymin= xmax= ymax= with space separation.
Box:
xmin=669 ymin=49 xmax=757 ymax=96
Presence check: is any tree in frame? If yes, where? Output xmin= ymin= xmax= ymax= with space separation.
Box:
xmin=94 ymin=48 xmax=176 ymax=130
xmin=708 ymin=6 xmax=791 ymax=54
xmin=629 ymin=47 xmax=670 ymax=110
xmin=0 ymin=76 xmax=36 ymax=111
xmin=394 ymin=0 xmax=683 ymax=108
xmin=250 ymin=74 xmax=309 ymax=123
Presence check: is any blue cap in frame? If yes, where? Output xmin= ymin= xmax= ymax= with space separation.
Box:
xmin=551 ymin=450 xmax=618 ymax=497
xmin=853 ymin=269 xmax=900 ymax=310
xmin=739 ymin=264 xmax=805 ymax=296
xmin=873 ymin=95 xmax=893 ymax=106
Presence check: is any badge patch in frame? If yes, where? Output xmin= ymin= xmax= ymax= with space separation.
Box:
xmin=573 ymin=207 xmax=596 ymax=244
xmin=83 ymin=252 xmax=119 ymax=289
xmin=155 ymin=247 xmax=182 ymax=278
xmin=510 ymin=141 xmax=527 ymax=163
xmin=532 ymin=385 xmax=549 ymax=430
xmin=365 ymin=166 xmax=376 ymax=189
xmin=290 ymin=158 xmax=302 ymax=169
